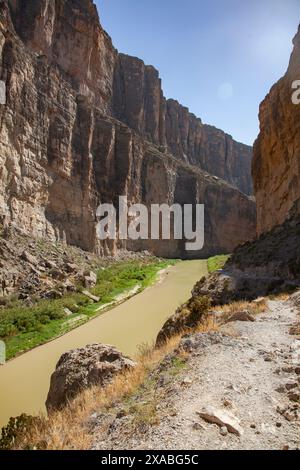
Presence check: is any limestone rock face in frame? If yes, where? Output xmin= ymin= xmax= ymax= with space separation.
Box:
xmin=253 ymin=26 xmax=300 ymax=235
xmin=0 ymin=0 xmax=255 ymax=258
xmin=7 ymin=0 xmax=116 ymax=112
xmin=113 ymin=54 xmax=253 ymax=196
xmin=46 ymin=343 xmax=135 ymax=411
xmin=173 ymin=25 xmax=300 ymax=304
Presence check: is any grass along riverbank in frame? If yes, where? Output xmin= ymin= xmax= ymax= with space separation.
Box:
xmin=207 ymin=254 xmax=230 ymax=273
xmin=9 ymin=296 xmax=268 ymax=450
xmin=0 ymin=258 xmax=176 ymax=360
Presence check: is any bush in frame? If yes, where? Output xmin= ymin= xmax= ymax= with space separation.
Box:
xmin=0 ymin=414 xmax=36 ymax=450
xmin=187 ymin=295 xmax=211 ymax=326
xmin=0 ymin=301 xmax=65 ymax=340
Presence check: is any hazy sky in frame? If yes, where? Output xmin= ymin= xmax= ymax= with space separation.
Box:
xmin=97 ymin=0 xmax=299 ymax=146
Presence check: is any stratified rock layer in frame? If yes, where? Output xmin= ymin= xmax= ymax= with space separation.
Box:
xmin=0 ymin=0 xmax=255 ymax=258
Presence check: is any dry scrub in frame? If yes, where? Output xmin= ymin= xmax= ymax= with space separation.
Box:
xmin=12 ymin=298 xmax=265 ymax=450
xmin=213 ymin=298 xmax=267 ymax=324
xmin=14 ymin=335 xmax=183 ymax=450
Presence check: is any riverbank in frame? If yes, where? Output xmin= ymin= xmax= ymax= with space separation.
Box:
xmin=12 ymin=292 xmax=299 ymax=451
xmin=1 ymin=258 xmax=175 ymax=360
xmin=0 ymin=260 xmax=208 ymax=428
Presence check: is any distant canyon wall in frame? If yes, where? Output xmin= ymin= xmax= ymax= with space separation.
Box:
xmin=0 ymin=0 xmax=255 ymax=258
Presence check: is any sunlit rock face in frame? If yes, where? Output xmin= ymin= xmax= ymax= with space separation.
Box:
xmin=0 ymin=0 xmax=255 ymax=258
xmin=113 ymin=54 xmax=253 ymax=196
xmin=253 ymin=26 xmax=300 ymax=235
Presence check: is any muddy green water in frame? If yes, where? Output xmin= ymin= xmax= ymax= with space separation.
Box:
xmin=0 ymin=260 xmax=207 ymax=427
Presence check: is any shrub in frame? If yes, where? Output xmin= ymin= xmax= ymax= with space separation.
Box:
xmin=187 ymin=295 xmax=211 ymax=326
xmin=0 ymin=414 xmax=37 ymax=450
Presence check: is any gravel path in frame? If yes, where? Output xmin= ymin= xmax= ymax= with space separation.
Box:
xmin=93 ymin=299 xmax=300 ymax=450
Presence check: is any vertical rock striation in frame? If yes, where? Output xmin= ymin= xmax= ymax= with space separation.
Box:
xmin=0 ymin=0 xmax=255 ymax=258
xmin=113 ymin=54 xmax=253 ymax=195
xmin=253 ymin=25 xmax=300 ymax=235
xmin=195 ymin=25 xmax=300 ymax=300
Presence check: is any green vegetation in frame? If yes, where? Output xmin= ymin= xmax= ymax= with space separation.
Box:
xmin=168 ymin=356 xmax=187 ymax=377
xmin=187 ymin=295 xmax=211 ymax=326
xmin=207 ymin=254 xmax=230 ymax=273
xmin=0 ymin=258 xmax=176 ymax=360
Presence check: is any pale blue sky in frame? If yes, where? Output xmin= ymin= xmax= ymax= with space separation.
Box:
xmin=97 ymin=0 xmax=299 ymax=146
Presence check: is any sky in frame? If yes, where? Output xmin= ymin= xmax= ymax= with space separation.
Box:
xmin=97 ymin=0 xmax=300 ymax=146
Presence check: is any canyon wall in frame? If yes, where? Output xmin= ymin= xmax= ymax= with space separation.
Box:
xmin=113 ymin=54 xmax=253 ymax=196
xmin=253 ymin=25 xmax=300 ymax=235
xmin=196 ymin=25 xmax=300 ymax=300
xmin=0 ymin=0 xmax=255 ymax=258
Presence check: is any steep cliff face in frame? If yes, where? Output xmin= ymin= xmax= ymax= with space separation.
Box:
xmin=0 ymin=0 xmax=255 ymax=258
xmin=113 ymin=54 xmax=253 ymax=195
xmin=195 ymin=26 xmax=300 ymax=300
xmin=253 ymin=26 xmax=300 ymax=235
xmin=6 ymin=0 xmax=253 ymax=196
xmin=7 ymin=0 xmax=116 ymax=112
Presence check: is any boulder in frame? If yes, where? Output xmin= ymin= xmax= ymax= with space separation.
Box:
xmin=21 ymin=251 xmax=38 ymax=266
xmin=44 ymin=259 xmax=57 ymax=270
xmin=62 ymin=279 xmax=76 ymax=292
xmin=49 ymin=269 xmax=66 ymax=281
xmin=82 ymin=290 xmax=100 ymax=302
xmin=46 ymin=344 xmax=136 ymax=411
xmin=65 ymin=263 xmax=78 ymax=273
xmin=44 ymin=289 xmax=63 ymax=300
xmin=192 ymin=273 xmax=238 ymax=306
xmin=64 ymin=308 xmax=73 ymax=317
xmin=83 ymin=271 xmax=97 ymax=288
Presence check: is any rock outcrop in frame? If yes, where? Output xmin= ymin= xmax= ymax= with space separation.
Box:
xmin=156 ymin=295 xmax=211 ymax=347
xmin=253 ymin=25 xmax=300 ymax=235
xmin=46 ymin=343 xmax=135 ymax=411
xmin=194 ymin=213 xmax=300 ymax=304
xmin=0 ymin=0 xmax=255 ymax=259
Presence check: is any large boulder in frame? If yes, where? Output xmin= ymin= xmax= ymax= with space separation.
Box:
xmin=192 ymin=273 xmax=237 ymax=305
xmin=46 ymin=344 xmax=136 ymax=412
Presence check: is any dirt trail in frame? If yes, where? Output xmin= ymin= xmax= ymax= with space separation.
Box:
xmin=93 ymin=299 xmax=300 ymax=450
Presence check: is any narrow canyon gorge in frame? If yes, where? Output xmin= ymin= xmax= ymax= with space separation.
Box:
xmin=0 ymin=0 xmax=299 ymax=453
xmin=0 ymin=0 xmax=255 ymax=261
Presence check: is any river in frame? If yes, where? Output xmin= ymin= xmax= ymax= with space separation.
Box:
xmin=0 ymin=260 xmax=207 ymax=427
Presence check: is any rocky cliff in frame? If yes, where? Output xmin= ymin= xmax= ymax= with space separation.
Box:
xmin=253 ymin=25 xmax=300 ymax=235
xmin=194 ymin=25 xmax=300 ymax=300
xmin=0 ymin=0 xmax=255 ymax=258
xmin=113 ymin=54 xmax=253 ymax=196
